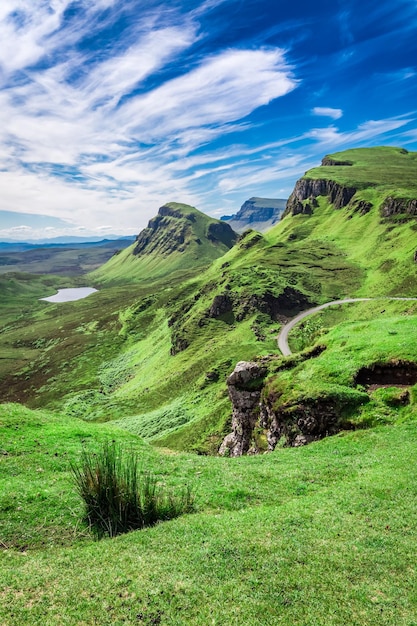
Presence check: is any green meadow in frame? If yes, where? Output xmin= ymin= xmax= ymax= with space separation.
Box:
xmin=1 ymin=403 xmax=417 ymax=625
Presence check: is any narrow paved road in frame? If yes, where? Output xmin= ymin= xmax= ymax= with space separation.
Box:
xmin=277 ymin=297 xmax=417 ymax=356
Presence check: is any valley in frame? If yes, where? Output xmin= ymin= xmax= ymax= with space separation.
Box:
xmin=1 ymin=146 xmax=417 ymax=624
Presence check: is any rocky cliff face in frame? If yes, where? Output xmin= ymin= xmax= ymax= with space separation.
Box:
xmin=221 ymin=197 xmax=287 ymax=233
xmin=133 ymin=203 xmax=237 ymax=256
xmin=284 ymin=178 xmax=357 ymax=217
xmin=380 ymin=197 xmax=417 ymax=217
xmin=219 ymin=359 xmax=364 ymax=456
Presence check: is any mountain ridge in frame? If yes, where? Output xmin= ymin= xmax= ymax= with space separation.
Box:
xmin=221 ymin=196 xmax=287 ymax=232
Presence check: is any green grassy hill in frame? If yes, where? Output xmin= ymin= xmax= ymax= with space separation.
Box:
xmin=92 ymin=202 xmax=237 ymax=284
xmin=1 ymin=147 xmax=417 ymax=624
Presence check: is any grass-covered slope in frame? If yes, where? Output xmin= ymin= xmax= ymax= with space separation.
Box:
xmin=1 ymin=403 xmax=417 ymax=624
xmin=280 ymin=146 xmax=417 ymax=295
xmin=92 ymin=202 xmax=237 ymax=284
xmin=262 ymin=299 xmax=417 ymax=442
xmin=1 ymin=147 xmax=417 ymax=454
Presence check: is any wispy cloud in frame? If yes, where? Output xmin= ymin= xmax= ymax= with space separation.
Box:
xmin=312 ymin=107 xmax=343 ymax=120
xmin=307 ymin=116 xmax=414 ymax=146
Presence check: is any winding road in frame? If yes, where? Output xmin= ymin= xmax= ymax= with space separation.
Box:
xmin=278 ymin=297 xmax=417 ymax=356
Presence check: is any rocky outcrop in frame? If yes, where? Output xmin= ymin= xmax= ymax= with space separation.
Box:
xmin=208 ymin=294 xmax=234 ymax=319
xmin=351 ymin=199 xmax=373 ymax=215
xmin=218 ymin=361 xmax=350 ymax=456
xmin=219 ymin=357 xmax=369 ymax=456
xmin=321 ymin=157 xmax=353 ymax=166
xmin=206 ymin=221 xmax=237 ymax=248
xmin=236 ymin=287 xmax=313 ymax=321
xmin=133 ymin=204 xmax=237 ymax=257
xmin=134 ymin=210 xmax=189 ymax=256
xmin=380 ymin=197 xmax=417 ymax=218
xmin=219 ymin=362 xmax=267 ymax=456
xmin=354 ymin=360 xmax=417 ymax=386
xmin=284 ymin=178 xmax=357 ymax=217
xmin=259 ymin=397 xmax=343 ymax=450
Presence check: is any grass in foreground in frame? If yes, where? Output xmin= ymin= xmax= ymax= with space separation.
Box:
xmin=1 ymin=403 xmax=417 ymax=624
xmin=71 ymin=441 xmax=194 ymax=537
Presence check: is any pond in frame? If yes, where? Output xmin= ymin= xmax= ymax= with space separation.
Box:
xmin=40 ymin=287 xmax=98 ymax=303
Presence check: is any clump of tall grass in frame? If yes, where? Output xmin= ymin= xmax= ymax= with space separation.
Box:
xmin=71 ymin=441 xmax=194 ymax=537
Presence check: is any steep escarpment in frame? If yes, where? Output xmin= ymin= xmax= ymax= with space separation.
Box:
xmin=380 ymin=197 xmax=417 ymax=217
xmin=284 ymin=178 xmax=357 ymax=216
xmin=221 ymin=197 xmax=287 ymax=232
xmin=284 ymin=146 xmax=417 ymax=222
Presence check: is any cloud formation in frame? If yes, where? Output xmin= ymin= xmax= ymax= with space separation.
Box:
xmin=312 ymin=107 xmax=343 ymax=120
xmin=0 ymin=0 xmax=416 ymax=238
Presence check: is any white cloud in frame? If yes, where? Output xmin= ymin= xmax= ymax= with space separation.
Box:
xmin=308 ymin=117 xmax=413 ymax=146
xmin=116 ymin=48 xmax=297 ymax=141
xmin=312 ymin=107 xmax=343 ymax=120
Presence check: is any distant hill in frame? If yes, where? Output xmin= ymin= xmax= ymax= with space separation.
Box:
xmin=221 ymin=197 xmax=287 ymax=232
xmin=92 ymin=202 xmax=237 ymax=283
xmin=0 ymin=236 xmax=135 ymax=251
xmin=0 ymin=238 xmax=135 ymax=276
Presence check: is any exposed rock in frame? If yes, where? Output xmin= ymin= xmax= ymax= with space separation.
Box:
xmin=206 ymin=221 xmax=237 ymax=248
xmin=170 ymin=335 xmax=189 ymax=355
xmin=354 ymin=360 xmax=417 ymax=386
xmin=380 ymin=197 xmax=417 ymax=218
xmin=284 ymin=178 xmax=357 ymax=217
xmin=208 ymin=294 xmax=234 ymax=319
xmin=134 ymin=213 xmax=188 ymax=256
xmin=259 ymin=397 xmax=343 ymax=450
xmin=221 ymin=197 xmax=287 ymax=233
xmin=237 ymin=230 xmax=264 ymax=249
xmin=236 ymin=287 xmax=313 ymax=321
xmin=133 ymin=203 xmax=237 ymax=257
xmin=218 ymin=361 xmax=267 ymax=457
xmin=351 ymin=199 xmax=373 ymax=215
xmin=321 ymin=157 xmax=353 ymax=166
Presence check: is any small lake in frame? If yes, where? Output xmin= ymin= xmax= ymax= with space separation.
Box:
xmin=40 ymin=287 xmax=98 ymax=303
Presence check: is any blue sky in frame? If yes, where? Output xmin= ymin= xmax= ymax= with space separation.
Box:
xmin=0 ymin=0 xmax=416 ymax=240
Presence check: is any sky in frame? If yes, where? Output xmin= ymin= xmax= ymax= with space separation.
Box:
xmin=0 ymin=0 xmax=416 ymax=241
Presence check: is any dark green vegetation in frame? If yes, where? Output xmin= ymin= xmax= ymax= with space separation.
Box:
xmin=1 ymin=147 xmax=417 ymax=623
xmin=0 ymin=238 xmax=134 ymax=276
xmin=72 ymin=441 xmax=194 ymax=537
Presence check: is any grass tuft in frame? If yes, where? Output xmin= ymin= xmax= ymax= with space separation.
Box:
xmin=71 ymin=440 xmax=194 ymax=537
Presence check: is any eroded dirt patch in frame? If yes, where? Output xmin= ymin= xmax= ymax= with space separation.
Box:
xmin=355 ymin=360 xmax=417 ymax=387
